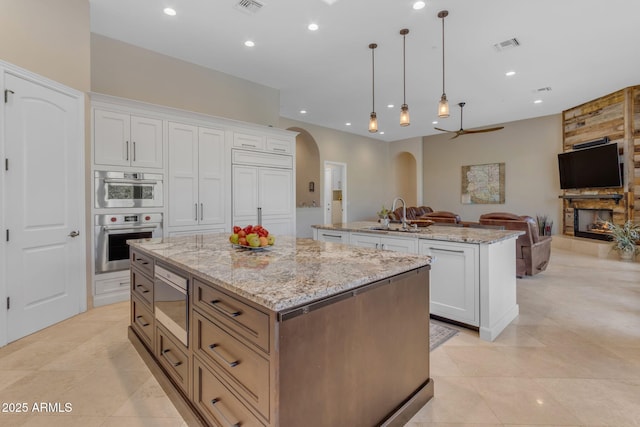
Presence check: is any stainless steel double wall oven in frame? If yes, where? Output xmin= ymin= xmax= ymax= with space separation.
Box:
xmin=94 ymin=170 xmax=163 ymax=274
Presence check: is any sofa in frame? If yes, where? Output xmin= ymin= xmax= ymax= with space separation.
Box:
xmin=389 ymin=206 xmax=433 ymax=222
xmin=479 ymin=212 xmax=552 ymax=277
xmin=422 ymin=210 xmax=461 ymax=224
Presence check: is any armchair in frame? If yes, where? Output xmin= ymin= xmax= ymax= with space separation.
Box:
xmin=479 ymin=212 xmax=552 ymax=277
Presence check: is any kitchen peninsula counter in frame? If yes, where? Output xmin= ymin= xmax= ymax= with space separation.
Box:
xmin=128 ymin=234 xmax=433 ymax=427
xmin=313 ymin=222 xmax=523 ymax=341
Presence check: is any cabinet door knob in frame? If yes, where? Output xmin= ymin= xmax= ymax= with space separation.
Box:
xmin=68 ymin=230 xmax=80 ymax=238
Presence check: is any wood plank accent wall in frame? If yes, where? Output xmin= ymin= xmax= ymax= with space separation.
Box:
xmin=561 ymin=85 xmax=638 ymax=236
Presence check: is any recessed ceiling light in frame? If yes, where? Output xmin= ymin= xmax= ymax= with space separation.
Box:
xmin=308 ymin=23 xmax=319 ymax=31
xmin=345 ymin=122 xmax=351 ymax=126
xmin=505 ymin=71 xmax=516 ymax=77
xmin=380 ymin=131 xmax=385 ymax=135
xmin=413 ymin=1 xmax=426 ymax=10
xmin=432 ymin=120 xmax=438 ymax=124
xmin=387 ymin=104 xmax=394 ymax=108
xmin=534 ymin=99 xmax=543 ymax=104
xmin=163 ymin=7 xmax=177 ymax=16
xmin=244 ymin=40 xmax=255 ymax=47
xmin=300 ymin=110 xmax=307 ymax=114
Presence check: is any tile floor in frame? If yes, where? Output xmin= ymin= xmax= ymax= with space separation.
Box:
xmin=0 ymin=247 xmax=638 ymax=426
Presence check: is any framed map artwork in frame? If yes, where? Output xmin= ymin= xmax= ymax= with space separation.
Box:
xmin=461 ymin=162 xmax=505 ymax=204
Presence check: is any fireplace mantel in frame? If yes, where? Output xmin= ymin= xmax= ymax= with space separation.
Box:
xmin=558 ymin=194 xmax=623 ymax=205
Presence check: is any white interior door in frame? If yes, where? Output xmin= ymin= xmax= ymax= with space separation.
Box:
xmin=323 ymin=161 xmax=347 ymax=224
xmin=4 ymin=71 xmax=85 ymax=343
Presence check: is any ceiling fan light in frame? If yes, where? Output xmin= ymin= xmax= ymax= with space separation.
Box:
xmin=369 ymin=112 xmax=378 ymax=133
xmin=438 ymin=94 xmax=450 ymax=118
xmin=400 ymin=104 xmax=410 ymax=126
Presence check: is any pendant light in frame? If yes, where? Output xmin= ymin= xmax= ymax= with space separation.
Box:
xmin=437 ymin=10 xmax=450 ymax=118
xmin=368 ymin=43 xmax=378 ymax=133
xmin=399 ymin=29 xmax=410 ymax=126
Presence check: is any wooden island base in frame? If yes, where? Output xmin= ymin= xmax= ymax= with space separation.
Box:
xmin=129 ymin=268 xmax=433 ymax=426
xmin=128 ymin=235 xmax=433 ymax=426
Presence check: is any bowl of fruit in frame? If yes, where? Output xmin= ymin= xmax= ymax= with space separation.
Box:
xmin=229 ymin=225 xmax=275 ymax=250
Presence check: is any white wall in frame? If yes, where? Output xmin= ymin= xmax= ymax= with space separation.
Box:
xmin=91 ymin=34 xmax=280 ymax=127
xmin=390 ymin=136 xmax=423 ymax=207
xmin=280 ymin=118 xmax=394 ymax=222
xmin=423 ymin=114 xmax=563 ymax=232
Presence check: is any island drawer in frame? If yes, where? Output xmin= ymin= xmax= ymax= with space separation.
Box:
xmin=193 ymin=311 xmax=270 ymax=418
xmin=131 ymin=268 xmax=153 ymax=307
xmin=193 ymin=357 xmax=266 ymax=427
xmin=131 ymin=294 xmax=154 ymax=350
xmin=155 ymin=324 xmax=190 ymax=397
xmin=130 ymin=249 xmax=153 ymax=277
xmin=193 ymin=279 xmax=270 ymax=352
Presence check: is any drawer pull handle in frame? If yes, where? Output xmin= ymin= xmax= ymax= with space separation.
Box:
xmin=161 ymin=349 xmax=182 ymax=367
xmin=429 ymin=247 xmax=465 ymax=254
xmin=210 ymin=299 xmax=241 ymax=317
xmin=210 ymin=398 xmax=240 ymax=427
xmin=135 ymin=315 xmax=149 ymax=327
xmin=136 ymin=284 xmax=150 ymax=294
xmin=209 ymin=344 xmax=239 ymax=367
xmin=322 ymin=233 xmax=342 ymax=238
xmin=272 ymin=147 xmax=286 ymax=152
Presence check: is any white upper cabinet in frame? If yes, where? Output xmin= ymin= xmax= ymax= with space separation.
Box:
xmin=94 ymin=109 xmax=163 ymax=169
xmin=168 ymin=122 xmax=226 ymax=228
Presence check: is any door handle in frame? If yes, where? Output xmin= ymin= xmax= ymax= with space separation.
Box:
xmin=68 ymin=230 xmax=80 ymax=238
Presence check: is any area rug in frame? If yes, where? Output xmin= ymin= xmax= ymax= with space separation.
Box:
xmin=430 ymin=321 xmax=459 ymax=351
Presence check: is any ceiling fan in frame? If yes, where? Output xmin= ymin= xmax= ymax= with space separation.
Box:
xmin=434 ymin=102 xmax=504 ymax=139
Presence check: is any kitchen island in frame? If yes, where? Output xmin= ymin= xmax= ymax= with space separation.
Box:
xmin=128 ymin=234 xmax=433 ymax=427
xmin=313 ymin=221 xmax=524 ymax=341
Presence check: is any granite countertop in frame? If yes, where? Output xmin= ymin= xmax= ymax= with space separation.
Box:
xmin=312 ymin=221 xmax=524 ymax=244
xmin=129 ymin=234 xmax=431 ymax=312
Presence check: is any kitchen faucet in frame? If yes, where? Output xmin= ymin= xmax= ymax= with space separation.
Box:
xmin=391 ymin=197 xmax=408 ymax=230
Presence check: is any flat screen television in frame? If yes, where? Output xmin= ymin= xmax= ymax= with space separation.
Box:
xmin=558 ymin=143 xmax=622 ymax=189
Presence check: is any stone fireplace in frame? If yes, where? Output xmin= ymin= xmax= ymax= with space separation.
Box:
xmin=573 ymin=208 xmax=613 ymax=241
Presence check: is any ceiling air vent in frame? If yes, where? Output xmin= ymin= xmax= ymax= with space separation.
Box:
xmin=235 ymin=0 xmax=264 ymax=14
xmin=493 ymin=38 xmax=520 ymax=52
xmin=533 ymin=87 xmax=552 ymax=93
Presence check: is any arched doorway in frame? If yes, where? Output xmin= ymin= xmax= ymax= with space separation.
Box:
xmin=289 ymin=127 xmax=323 ymax=237
xmin=393 ymin=152 xmax=417 ymax=206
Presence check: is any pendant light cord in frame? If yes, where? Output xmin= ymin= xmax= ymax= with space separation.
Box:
xmin=371 ymin=46 xmax=376 ymax=112
xmin=441 ymin=15 xmax=445 ymax=95
xmin=403 ymin=33 xmax=406 ymax=104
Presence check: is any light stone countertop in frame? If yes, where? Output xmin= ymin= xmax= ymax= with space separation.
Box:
xmin=129 ymin=234 xmax=431 ymax=312
xmin=313 ymin=221 xmax=524 ymax=244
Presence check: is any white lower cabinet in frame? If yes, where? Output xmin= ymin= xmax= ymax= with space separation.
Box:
xmin=350 ymin=233 xmax=417 ymax=253
xmin=313 ymin=229 xmax=349 ymax=243
xmin=94 ymin=273 xmax=130 ymax=307
xmin=419 ymin=240 xmax=479 ymax=326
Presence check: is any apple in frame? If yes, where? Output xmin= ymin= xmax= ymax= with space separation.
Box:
xmin=247 ymin=235 xmax=261 ymax=247
xmin=237 ymin=230 xmax=246 ymax=238
xmin=238 ymin=237 xmax=247 ymax=246
xmin=233 ymin=225 xmax=241 ymax=234
xmin=229 ymin=233 xmax=239 ymax=244
xmin=267 ymin=235 xmax=275 ymax=245
xmin=259 ymin=236 xmax=268 ymax=247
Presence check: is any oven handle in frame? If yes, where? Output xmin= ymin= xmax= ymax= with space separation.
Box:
xmin=103 ymin=178 xmax=160 ymax=185
xmin=102 ymin=224 xmax=159 ymax=233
